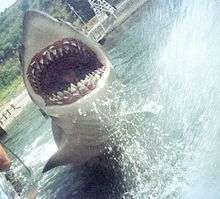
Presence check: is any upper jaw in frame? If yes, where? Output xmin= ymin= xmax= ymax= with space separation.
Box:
xmin=21 ymin=10 xmax=111 ymax=113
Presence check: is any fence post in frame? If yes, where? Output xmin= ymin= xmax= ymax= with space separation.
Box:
xmin=0 ymin=126 xmax=7 ymax=137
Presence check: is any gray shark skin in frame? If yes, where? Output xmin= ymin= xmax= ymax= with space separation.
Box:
xmin=20 ymin=10 xmax=152 ymax=173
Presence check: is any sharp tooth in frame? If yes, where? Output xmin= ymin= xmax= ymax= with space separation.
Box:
xmin=85 ymin=75 xmax=90 ymax=80
xmin=35 ymin=64 xmax=40 ymax=70
xmin=91 ymin=77 xmax=98 ymax=84
xmin=46 ymin=51 xmax=53 ymax=61
xmin=38 ymin=63 xmax=44 ymax=70
xmin=84 ymin=76 xmax=90 ymax=83
xmin=77 ymin=83 xmax=86 ymax=91
xmin=64 ymin=90 xmax=71 ymax=95
xmin=89 ymin=74 xmax=93 ymax=78
xmin=94 ymin=74 xmax=100 ymax=79
xmin=63 ymin=41 xmax=70 ymax=45
xmin=34 ymin=63 xmax=41 ymax=72
xmin=58 ymin=48 xmax=63 ymax=56
xmin=57 ymin=96 xmax=62 ymax=100
xmin=77 ymin=82 xmax=89 ymax=93
xmin=50 ymin=49 xmax=59 ymax=58
xmin=31 ymin=68 xmax=35 ymax=75
xmin=50 ymin=97 xmax=58 ymax=102
xmin=81 ymin=86 xmax=89 ymax=93
xmin=56 ymin=101 xmax=63 ymax=105
xmin=92 ymin=75 xmax=98 ymax=81
xmin=64 ymin=46 xmax=70 ymax=53
xmin=84 ymin=78 xmax=90 ymax=85
xmin=68 ymin=87 xmax=72 ymax=92
xmin=100 ymin=68 xmax=105 ymax=72
xmin=30 ymin=61 xmax=35 ymax=66
xmin=57 ymin=91 xmax=64 ymax=97
xmin=80 ymin=79 xmax=85 ymax=84
xmin=71 ymin=47 xmax=78 ymax=54
xmin=52 ymin=93 xmax=62 ymax=100
xmin=39 ymin=58 xmax=44 ymax=65
xmin=70 ymin=83 xmax=77 ymax=91
xmin=77 ymin=82 xmax=83 ymax=88
xmin=71 ymin=83 xmax=76 ymax=88
xmin=71 ymin=87 xmax=77 ymax=93
xmin=98 ymin=69 xmax=103 ymax=74
xmin=95 ymin=70 xmax=101 ymax=75
xmin=71 ymin=41 xmax=77 ymax=47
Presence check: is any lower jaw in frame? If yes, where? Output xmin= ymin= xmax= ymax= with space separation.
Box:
xmin=38 ymin=67 xmax=106 ymax=105
xmin=31 ymin=67 xmax=113 ymax=116
xmin=45 ymin=92 xmax=89 ymax=106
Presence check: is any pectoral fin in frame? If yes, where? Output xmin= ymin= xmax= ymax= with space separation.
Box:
xmin=42 ymin=143 xmax=85 ymax=173
xmin=42 ymin=148 xmax=73 ymax=173
xmin=43 ymin=152 xmax=64 ymax=173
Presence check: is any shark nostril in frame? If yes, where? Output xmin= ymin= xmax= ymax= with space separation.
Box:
xmin=27 ymin=38 xmax=105 ymax=105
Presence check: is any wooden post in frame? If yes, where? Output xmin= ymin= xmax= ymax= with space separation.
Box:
xmin=2 ymin=113 xmax=7 ymax=120
xmin=0 ymin=126 xmax=7 ymax=138
xmin=6 ymin=109 xmax=11 ymax=115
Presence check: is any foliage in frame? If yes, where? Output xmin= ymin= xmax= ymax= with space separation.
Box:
xmin=0 ymin=56 xmax=21 ymax=89
xmin=0 ymin=76 xmax=24 ymax=105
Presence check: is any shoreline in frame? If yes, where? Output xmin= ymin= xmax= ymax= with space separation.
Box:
xmin=0 ymin=89 xmax=31 ymax=130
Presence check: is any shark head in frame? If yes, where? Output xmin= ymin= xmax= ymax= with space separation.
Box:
xmin=21 ymin=10 xmax=116 ymax=117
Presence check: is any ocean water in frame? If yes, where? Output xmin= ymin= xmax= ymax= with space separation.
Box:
xmin=1 ymin=0 xmax=220 ymax=198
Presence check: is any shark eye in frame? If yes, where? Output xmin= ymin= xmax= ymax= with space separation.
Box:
xmin=27 ymin=38 xmax=106 ymax=105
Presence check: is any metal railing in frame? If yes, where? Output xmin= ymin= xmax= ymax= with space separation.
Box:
xmin=0 ymin=104 xmax=21 ymax=126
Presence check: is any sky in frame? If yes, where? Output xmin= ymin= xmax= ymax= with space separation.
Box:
xmin=0 ymin=0 xmax=17 ymax=12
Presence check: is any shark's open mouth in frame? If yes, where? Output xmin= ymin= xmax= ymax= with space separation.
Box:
xmin=27 ymin=38 xmax=105 ymax=105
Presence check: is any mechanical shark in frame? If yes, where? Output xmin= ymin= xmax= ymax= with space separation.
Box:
xmin=20 ymin=10 xmax=151 ymax=173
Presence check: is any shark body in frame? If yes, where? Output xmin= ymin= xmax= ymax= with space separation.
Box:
xmin=20 ymin=10 xmax=125 ymax=172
